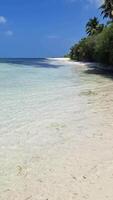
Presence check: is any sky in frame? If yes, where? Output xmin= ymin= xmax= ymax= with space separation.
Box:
xmin=0 ymin=0 xmax=104 ymax=58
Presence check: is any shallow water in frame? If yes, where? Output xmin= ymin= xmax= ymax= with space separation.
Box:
xmin=0 ymin=58 xmax=112 ymax=147
xmin=0 ymin=58 xmax=113 ymax=199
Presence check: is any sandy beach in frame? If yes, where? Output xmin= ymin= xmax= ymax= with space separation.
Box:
xmin=0 ymin=58 xmax=113 ymax=200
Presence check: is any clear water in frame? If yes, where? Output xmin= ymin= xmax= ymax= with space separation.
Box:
xmin=0 ymin=58 xmax=111 ymax=148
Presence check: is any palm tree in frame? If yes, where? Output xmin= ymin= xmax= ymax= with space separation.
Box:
xmin=86 ymin=17 xmax=104 ymax=36
xmin=100 ymin=0 xmax=113 ymax=20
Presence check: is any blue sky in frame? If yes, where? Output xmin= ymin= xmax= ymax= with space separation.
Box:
xmin=0 ymin=0 xmax=104 ymax=58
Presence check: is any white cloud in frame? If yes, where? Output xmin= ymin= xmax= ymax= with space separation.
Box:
xmin=0 ymin=16 xmax=7 ymax=24
xmin=0 ymin=16 xmax=13 ymax=37
xmin=67 ymin=0 xmax=104 ymax=6
xmin=88 ymin=0 xmax=104 ymax=6
xmin=47 ymin=35 xmax=60 ymax=39
xmin=5 ymin=30 xmax=13 ymax=36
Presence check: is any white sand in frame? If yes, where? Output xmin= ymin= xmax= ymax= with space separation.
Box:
xmin=0 ymin=59 xmax=113 ymax=200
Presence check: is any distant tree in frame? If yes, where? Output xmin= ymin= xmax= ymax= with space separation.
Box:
xmin=69 ymin=37 xmax=96 ymax=62
xmin=69 ymin=46 xmax=75 ymax=60
xmin=86 ymin=17 xmax=104 ymax=36
xmin=100 ymin=0 xmax=113 ymax=20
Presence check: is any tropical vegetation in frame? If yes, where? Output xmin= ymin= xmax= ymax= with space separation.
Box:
xmin=68 ymin=0 xmax=113 ymax=66
xmin=86 ymin=17 xmax=104 ymax=36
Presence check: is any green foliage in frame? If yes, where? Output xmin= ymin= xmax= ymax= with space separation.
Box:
xmin=86 ymin=17 xmax=104 ymax=36
xmin=69 ymin=24 xmax=113 ymax=66
xmin=94 ymin=24 xmax=113 ymax=65
xmin=69 ymin=36 xmax=96 ymax=62
xmin=100 ymin=0 xmax=113 ymax=20
xmin=68 ymin=0 xmax=113 ymax=67
xmin=64 ymin=54 xmax=69 ymax=58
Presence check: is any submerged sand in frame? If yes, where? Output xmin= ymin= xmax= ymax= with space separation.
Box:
xmin=0 ymin=58 xmax=113 ymax=200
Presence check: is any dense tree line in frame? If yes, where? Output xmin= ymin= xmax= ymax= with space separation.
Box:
xmin=69 ymin=0 xmax=113 ymax=66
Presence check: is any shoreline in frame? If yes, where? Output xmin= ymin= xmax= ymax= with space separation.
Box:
xmin=0 ymin=58 xmax=113 ymax=200
xmin=68 ymin=58 xmax=113 ymax=72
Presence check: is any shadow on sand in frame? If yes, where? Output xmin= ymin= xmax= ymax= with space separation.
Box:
xmin=84 ymin=62 xmax=113 ymax=80
xmin=0 ymin=58 xmax=63 ymax=69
